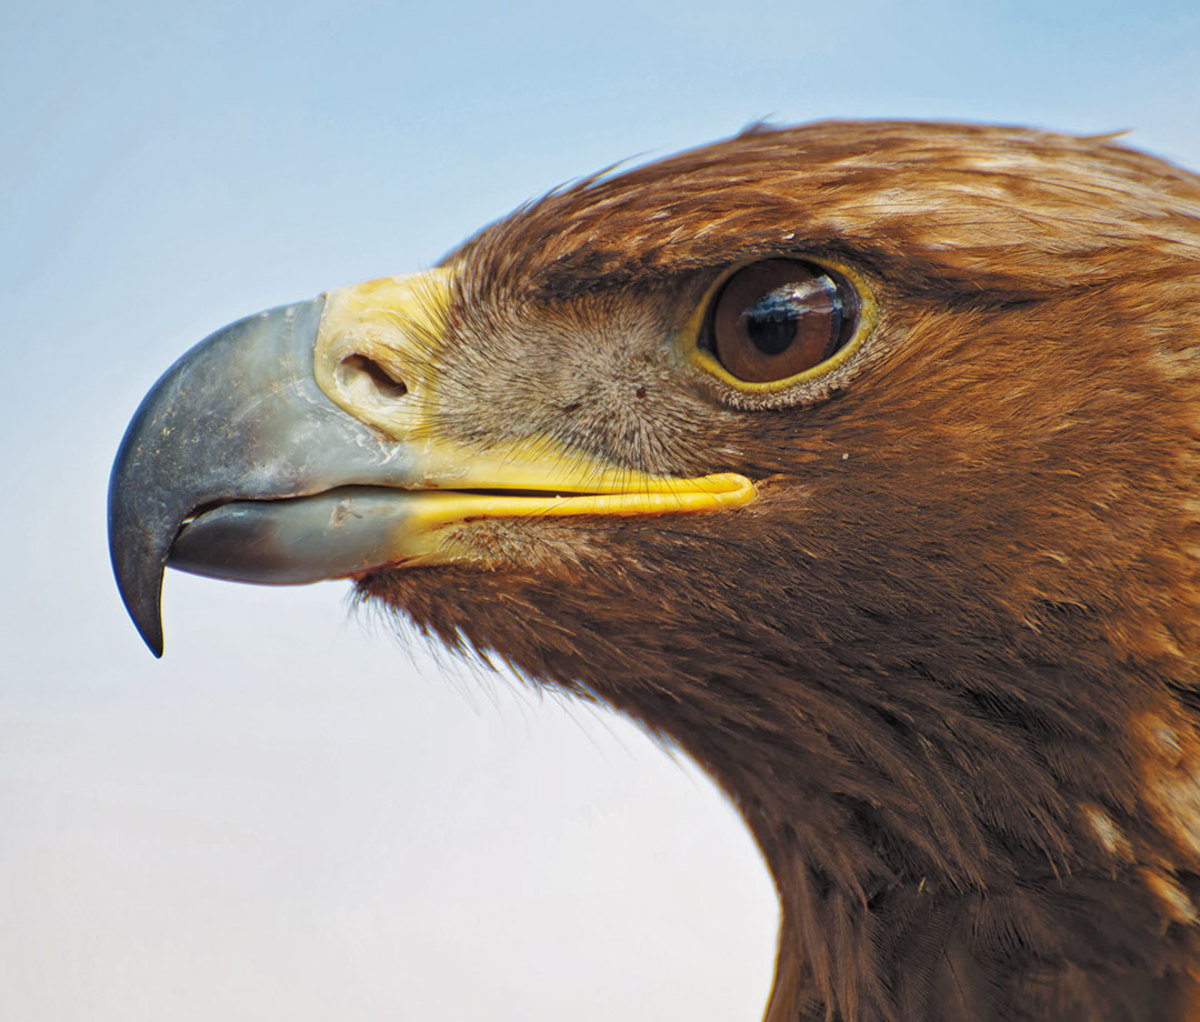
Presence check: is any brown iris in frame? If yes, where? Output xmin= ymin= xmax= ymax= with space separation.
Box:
xmin=706 ymin=260 xmax=856 ymax=383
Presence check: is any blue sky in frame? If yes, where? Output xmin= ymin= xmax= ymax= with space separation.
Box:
xmin=4 ymin=1 xmax=1200 ymax=1019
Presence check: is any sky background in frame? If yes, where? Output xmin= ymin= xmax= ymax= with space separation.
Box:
xmin=4 ymin=2 xmax=1200 ymax=1019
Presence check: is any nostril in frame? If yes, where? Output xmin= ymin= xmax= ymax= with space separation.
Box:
xmin=338 ymin=354 xmax=408 ymax=402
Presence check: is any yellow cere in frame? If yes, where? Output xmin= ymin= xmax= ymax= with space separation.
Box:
xmin=315 ymin=268 xmax=456 ymax=438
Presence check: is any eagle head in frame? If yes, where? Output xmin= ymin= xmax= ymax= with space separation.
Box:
xmin=110 ymin=121 xmax=1200 ymax=1022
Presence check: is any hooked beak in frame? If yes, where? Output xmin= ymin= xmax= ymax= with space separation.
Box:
xmin=109 ymin=270 xmax=755 ymax=657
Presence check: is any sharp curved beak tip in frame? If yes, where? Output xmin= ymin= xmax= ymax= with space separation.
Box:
xmin=128 ymin=588 xmax=165 ymax=659
xmin=108 ymin=463 xmax=168 ymax=659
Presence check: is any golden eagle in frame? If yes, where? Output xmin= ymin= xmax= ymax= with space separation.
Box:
xmin=110 ymin=121 xmax=1200 ymax=1021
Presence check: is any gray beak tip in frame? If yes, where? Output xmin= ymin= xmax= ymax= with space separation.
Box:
xmin=109 ymin=549 xmax=167 ymax=658
xmin=134 ymin=602 xmax=166 ymax=659
xmin=122 ymin=573 xmax=165 ymax=658
xmin=109 ymin=457 xmax=168 ymax=658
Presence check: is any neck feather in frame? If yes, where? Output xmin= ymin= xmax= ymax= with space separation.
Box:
xmin=644 ymin=653 xmax=1200 ymax=1022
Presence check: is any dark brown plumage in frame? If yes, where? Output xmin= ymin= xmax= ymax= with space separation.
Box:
xmin=111 ymin=121 xmax=1200 ymax=1021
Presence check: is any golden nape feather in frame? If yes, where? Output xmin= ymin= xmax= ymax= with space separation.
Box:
xmin=110 ymin=121 xmax=1200 ymax=1021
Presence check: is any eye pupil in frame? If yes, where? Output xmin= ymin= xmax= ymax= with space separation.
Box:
xmin=705 ymin=259 xmax=857 ymax=385
xmin=743 ymin=289 xmax=804 ymax=356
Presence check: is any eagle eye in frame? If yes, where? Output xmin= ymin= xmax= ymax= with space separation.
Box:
xmin=702 ymin=260 xmax=859 ymax=385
